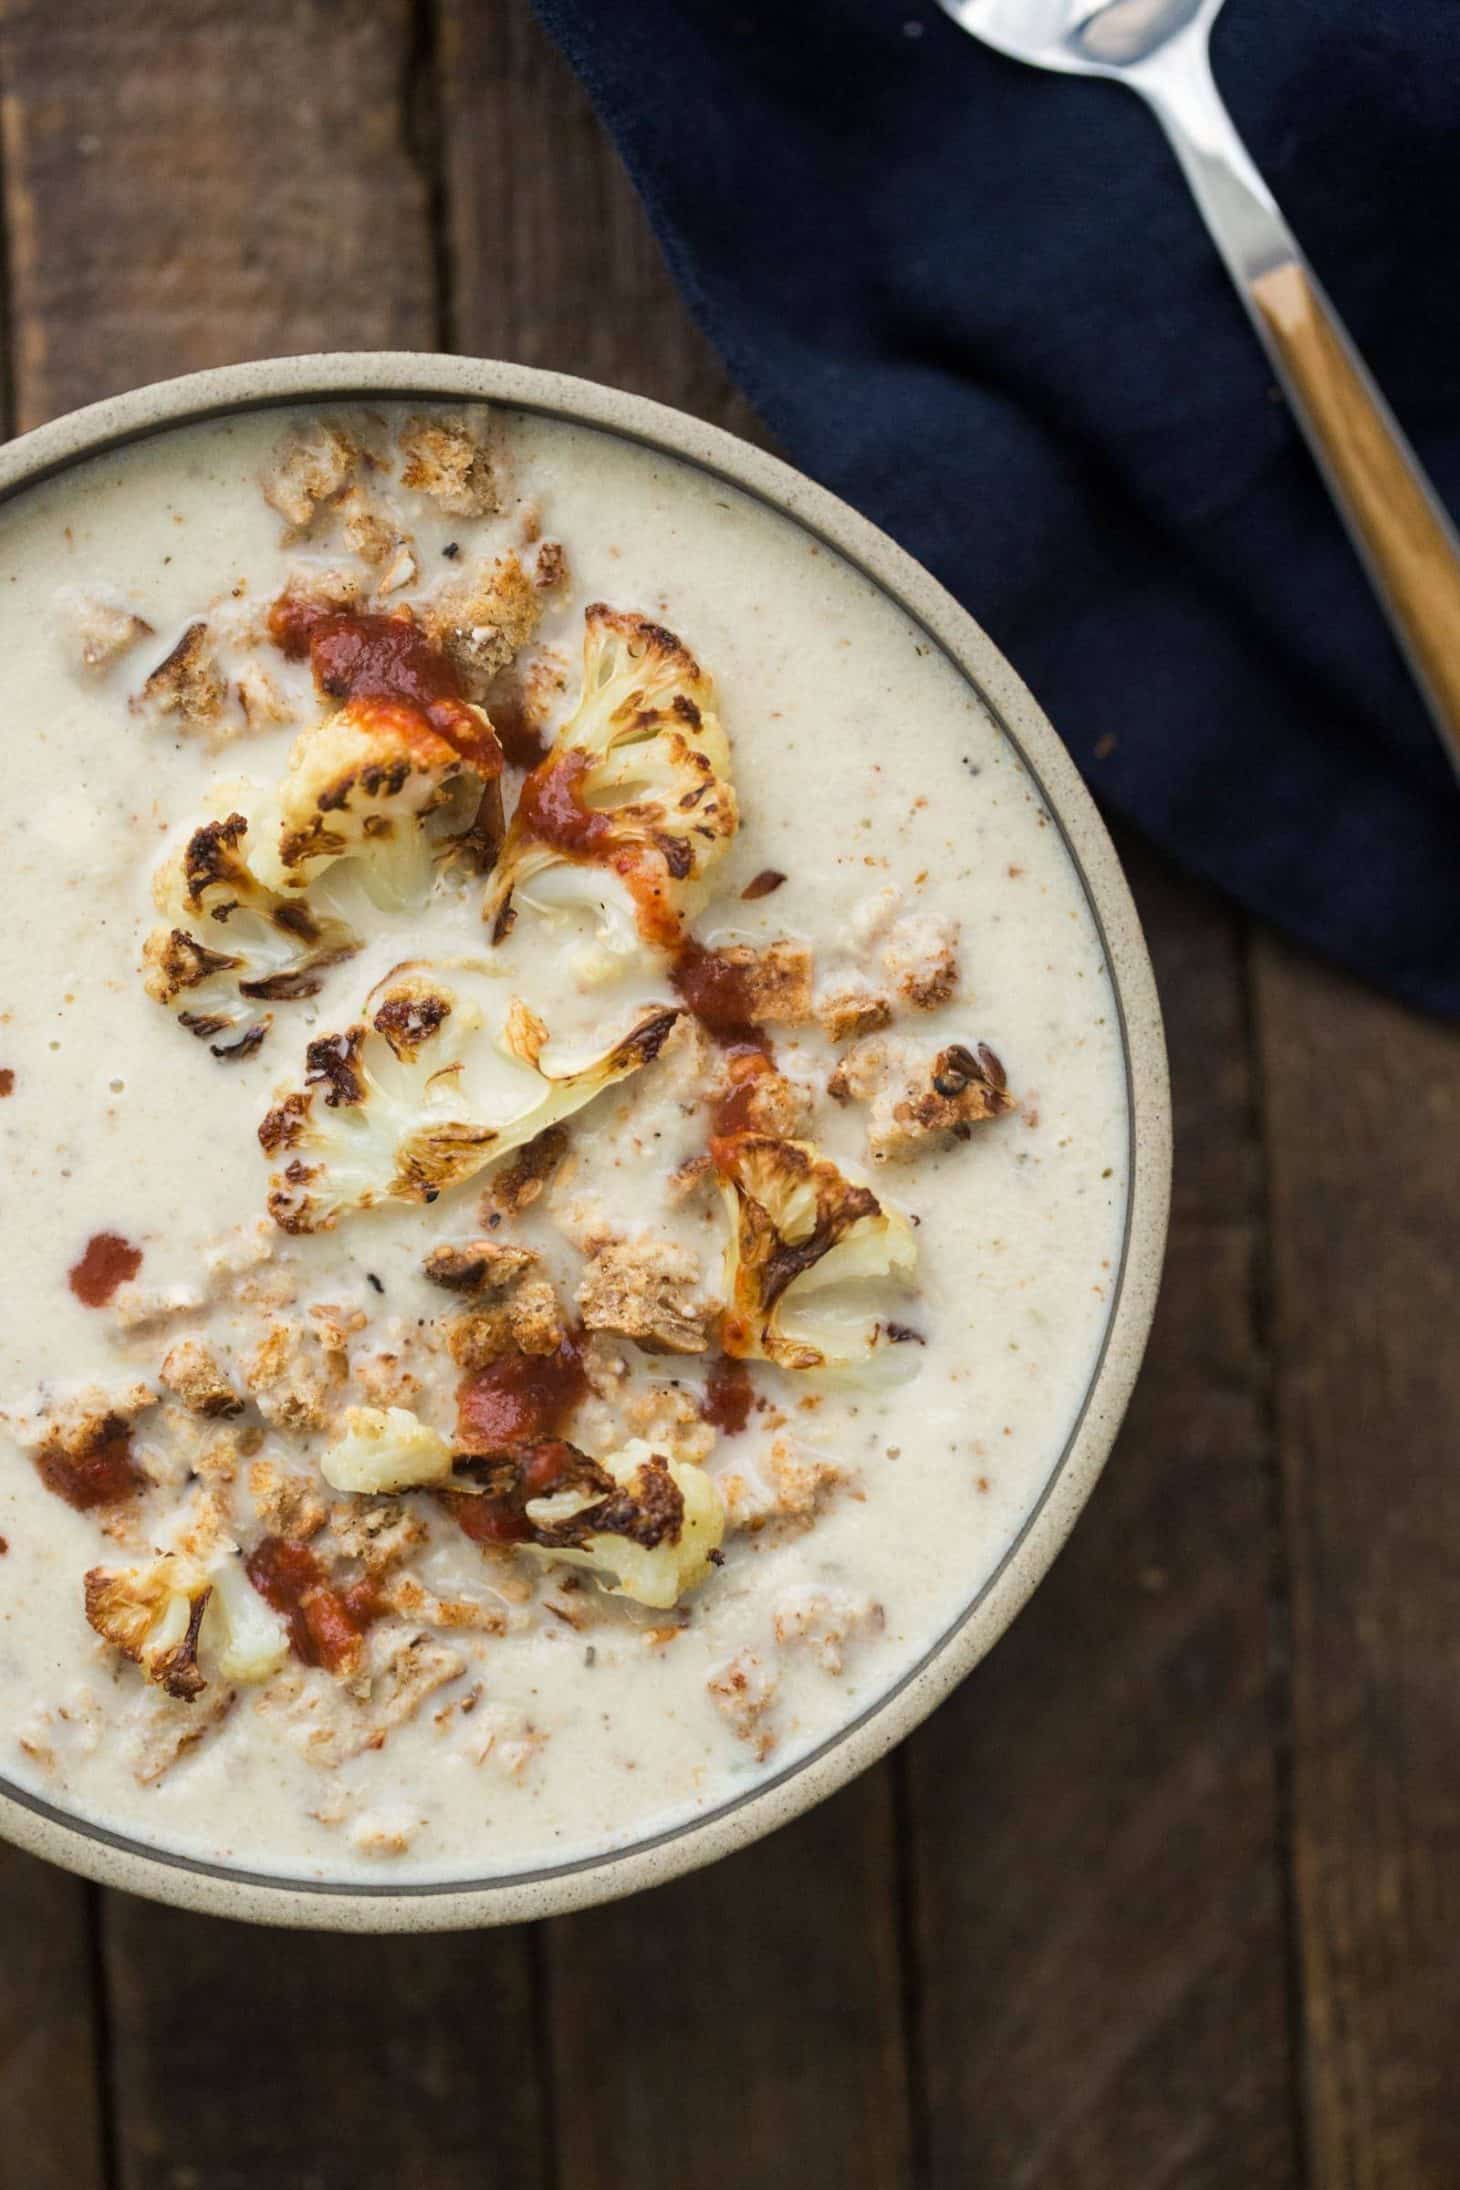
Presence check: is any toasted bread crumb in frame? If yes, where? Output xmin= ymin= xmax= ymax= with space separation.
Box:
xmin=577 ymin=1236 xmax=715 ymax=1356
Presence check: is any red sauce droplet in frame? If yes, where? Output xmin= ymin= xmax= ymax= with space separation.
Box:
xmin=265 ymin=597 xmax=502 ymax=777
xmin=68 ymin=1232 xmax=142 ymax=1308
xmin=740 ymin=869 xmax=786 ymax=901
xmin=449 ymin=1440 xmax=583 ymax=1546
xmin=455 ymin=1332 xmax=587 ymax=1452
xmin=671 ymin=939 xmax=773 ymax=1053
xmin=267 ymin=589 xmax=337 ymax=660
xmin=34 ymin=1416 xmax=144 ymax=1510
xmin=509 ymin=748 xmax=683 ymax=948
xmin=244 ymin=1537 xmax=379 ymax=1673
xmin=710 ymin=1048 xmax=778 ymax=1135
xmin=701 ymin=1354 xmax=754 ymax=1435
xmin=490 ymin=683 xmax=552 ymax=770
xmin=513 ymin=747 xmax=613 ymax=858
xmin=0 ymin=1069 xmax=14 ymax=1097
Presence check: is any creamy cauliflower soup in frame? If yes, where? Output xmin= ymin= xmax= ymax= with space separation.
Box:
xmin=0 ymin=402 xmax=1128 ymax=1882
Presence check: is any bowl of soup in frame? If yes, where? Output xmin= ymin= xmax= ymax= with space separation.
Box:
xmin=0 ymin=355 xmax=1168 ymax=1927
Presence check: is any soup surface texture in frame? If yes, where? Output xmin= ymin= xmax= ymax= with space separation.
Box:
xmin=0 ymin=403 xmax=1129 ymax=1882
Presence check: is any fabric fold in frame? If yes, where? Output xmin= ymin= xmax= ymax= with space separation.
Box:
xmin=533 ymin=0 xmax=1460 ymax=1013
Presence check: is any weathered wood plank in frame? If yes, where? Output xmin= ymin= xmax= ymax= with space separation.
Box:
xmin=440 ymin=0 xmax=760 ymax=437
xmin=105 ymin=1904 xmax=546 ymax=2190
xmin=441 ymin=8 xmax=912 ymax=2186
xmin=0 ymin=8 xmax=548 ymax=2187
xmin=549 ymin=1781 xmax=911 ymax=2190
xmin=0 ymin=1853 xmax=105 ymax=2190
xmin=0 ymin=10 xmax=110 ymax=2183
xmin=1256 ymin=936 xmax=1460 ymax=2190
xmin=906 ymin=843 xmax=1300 ymax=2187
xmin=0 ymin=0 xmax=435 ymax=433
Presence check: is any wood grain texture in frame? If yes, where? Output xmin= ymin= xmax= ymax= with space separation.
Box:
xmin=548 ymin=1782 xmax=912 ymax=2190
xmin=905 ymin=843 xmax=1300 ymax=2188
xmin=0 ymin=9 xmax=547 ymax=2189
xmin=105 ymin=1903 xmax=547 ymax=2190
xmin=1251 ymin=261 xmax=1460 ymax=771
xmin=441 ymin=9 xmax=911 ymax=2186
xmin=1256 ymin=937 xmax=1460 ymax=2190
xmin=0 ymin=0 xmax=435 ymax=431
xmin=0 ymin=1852 xmax=105 ymax=2190
xmin=440 ymin=0 xmax=760 ymax=436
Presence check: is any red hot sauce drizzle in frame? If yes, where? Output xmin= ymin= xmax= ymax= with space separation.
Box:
xmin=449 ymin=1331 xmax=590 ymax=1547
xmin=34 ymin=1415 xmax=145 ymax=1510
xmin=670 ymin=939 xmax=772 ymax=1056
xmin=488 ymin=680 xmax=552 ymax=770
xmin=454 ymin=1330 xmax=587 ymax=1451
xmin=265 ymin=597 xmax=502 ymax=778
xmin=245 ymin=1537 xmax=380 ymax=1673
xmin=68 ymin=1232 xmax=142 ymax=1308
xmin=503 ymin=747 xmax=684 ymax=949
xmin=451 ymin=1441 xmax=586 ymax=1548
xmin=700 ymin=1354 xmax=754 ymax=1436
xmin=709 ymin=1048 xmax=779 ymax=1136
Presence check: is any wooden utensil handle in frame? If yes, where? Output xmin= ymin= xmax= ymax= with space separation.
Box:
xmin=1251 ymin=260 xmax=1460 ymax=767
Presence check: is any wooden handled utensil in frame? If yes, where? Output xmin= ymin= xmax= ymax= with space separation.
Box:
xmin=935 ymin=0 xmax=1460 ymax=778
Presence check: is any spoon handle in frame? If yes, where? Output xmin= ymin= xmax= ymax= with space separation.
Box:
xmin=1138 ymin=34 xmax=1460 ymax=778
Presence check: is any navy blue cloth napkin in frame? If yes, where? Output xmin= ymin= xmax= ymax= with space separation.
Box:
xmin=532 ymin=0 xmax=1460 ymax=1015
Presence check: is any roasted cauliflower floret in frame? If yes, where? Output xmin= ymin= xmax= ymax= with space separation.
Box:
xmin=84 ymin=1557 xmax=212 ymax=1701
xmin=320 ymin=1406 xmax=454 ymax=1495
xmin=204 ymin=1558 xmax=291 ymax=1684
xmin=143 ymin=811 xmax=360 ymax=1060
xmin=260 ymin=962 xmax=680 ymax=1233
xmin=512 ymin=1440 xmax=724 ymax=1608
xmin=712 ymin=1133 xmax=918 ymax=1369
xmin=249 ymin=694 xmax=500 ymax=911
xmin=483 ymin=605 xmax=737 ymax=963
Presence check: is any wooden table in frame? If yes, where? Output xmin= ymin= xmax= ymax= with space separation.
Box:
xmin=1 ymin=7 xmax=1456 ymax=2185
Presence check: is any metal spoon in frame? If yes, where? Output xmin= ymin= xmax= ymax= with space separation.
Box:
xmin=935 ymin=0 xmax=1460 ymax=778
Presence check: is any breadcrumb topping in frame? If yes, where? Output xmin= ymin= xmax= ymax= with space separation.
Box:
xmin=421 ymin=551 xmax=540 ymax=691
xmin=133 ymin=622 xmax=228 ymax=738
xmin=64 ymin=590 xmax=154 ymax=674
xmin=577 ymin=1235 xmax=716 ymax=1356
xmin=828 ymin=1035 xmax=1012 ymax=1162
xmin=159 ymin=1339 xmax=244 ymax=1420
xmin=243 ymin=1320 xmax=347 ymax=1434
xmin=707 ymin=1648 xmax=779 ymax=1760
xmin=261 ymin=421 xmax=363 ymax=532
xmin=398 ymin=412 xmax=501 ymax=516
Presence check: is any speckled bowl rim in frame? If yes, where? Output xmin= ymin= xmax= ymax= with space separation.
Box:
xmin=0 ymin=354 xmax=1170 ymax=1930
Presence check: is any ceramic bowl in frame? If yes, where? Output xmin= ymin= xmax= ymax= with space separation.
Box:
xmin=0 ymin=355 xmax=1170 ymax=1928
